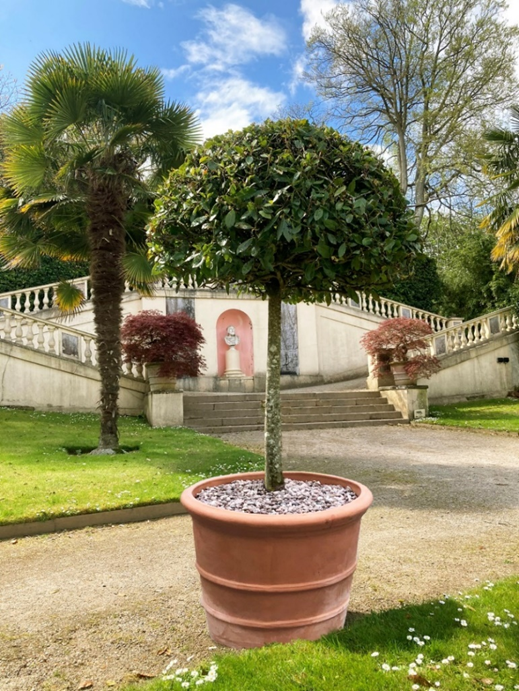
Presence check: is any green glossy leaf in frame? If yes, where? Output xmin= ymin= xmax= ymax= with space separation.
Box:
xmin=225 ymin=210 xmax=236 ymax=228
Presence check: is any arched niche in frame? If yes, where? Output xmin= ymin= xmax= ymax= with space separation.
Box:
xmin=216 ymin=309 xmax=254 ymax=377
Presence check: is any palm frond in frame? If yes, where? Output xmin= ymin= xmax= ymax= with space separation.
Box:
xmin=122 ymin=250 xmax=160 ymax=296
xmin=54 ymin=280 xmax=85 ymax=318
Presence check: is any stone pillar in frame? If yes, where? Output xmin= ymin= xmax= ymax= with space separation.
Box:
xmin=144 ymin=391 xmax=183 ymax=428
xmin=379 ymin=385 xmax=428 ymax=421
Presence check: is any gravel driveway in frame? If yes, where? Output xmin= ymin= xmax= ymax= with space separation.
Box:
xmin=1 ymin=424 xmax=518 ymax=691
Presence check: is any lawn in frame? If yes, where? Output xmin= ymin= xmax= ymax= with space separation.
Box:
xmin=124 ymin=577 xmax=519 ymax=691
xmin=0 ymin=407 xmax=262 ymax=525
xmin=421 ymin=398 xmax=519 ymax=433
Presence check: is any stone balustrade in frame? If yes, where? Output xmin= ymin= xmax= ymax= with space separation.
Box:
xmin=429 ymin=307 xmax=518 ymax=356
xmin=1 ymin=274 xmax=452 ymax=335
xmin=0 ymin=277 xmax=91 ymax=314
xmin=335 ymin=292 xmax=449 ymax=332
xmin=0 ymin=306 xmax=144 ymax=379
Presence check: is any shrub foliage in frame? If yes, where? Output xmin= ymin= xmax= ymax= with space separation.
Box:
xmin=121 ymin=310 xmax=206 ymax=378
xmin=360 ymin=317 xmax=441 ymax=381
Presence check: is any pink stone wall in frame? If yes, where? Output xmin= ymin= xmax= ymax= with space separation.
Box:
xmin=216 ymin=309 xmax=254 ymax=377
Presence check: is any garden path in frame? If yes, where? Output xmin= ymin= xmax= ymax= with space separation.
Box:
xmin=0 ymin=424 xmax=518 ymax=691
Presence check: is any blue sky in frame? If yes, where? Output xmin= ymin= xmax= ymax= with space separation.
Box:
xmin=1 ymin=0 xmax=339 ymax=139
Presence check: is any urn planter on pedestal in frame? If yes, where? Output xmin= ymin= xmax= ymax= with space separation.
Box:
xmin=181 ymin=471 xmax=373 ymax=649
xmin=389 ymin=361 xmax=413 ymax=386
xmin=146 ymin=363 xmax=178 ymax=393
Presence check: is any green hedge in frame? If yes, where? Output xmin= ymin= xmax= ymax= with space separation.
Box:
xmin=0 ymin=256 xmax=89 ymax=294
xmin=383 ymin=254 xmax=442 ymax=313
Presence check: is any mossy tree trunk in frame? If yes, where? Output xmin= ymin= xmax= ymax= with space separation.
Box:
xmin=86 ymin=174 xmax=127 ymax=453
xmin=265 ymin=284 xmax=284 ymax=491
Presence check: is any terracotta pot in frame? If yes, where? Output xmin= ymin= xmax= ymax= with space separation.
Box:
xmin=145 ymin=363 xmax=177 ymax=393
xmin=390 ymin=361 xmax=414 ymax=386
xmin=181 ymin=471 xmax=373 ymax=648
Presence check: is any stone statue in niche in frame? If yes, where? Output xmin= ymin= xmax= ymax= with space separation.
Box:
xmin=224 ymin=325 xmax=243 ymax=377
xmin=224 ymin=325 xmax=240 ymax=347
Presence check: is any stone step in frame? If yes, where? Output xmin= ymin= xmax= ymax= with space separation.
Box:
xmin=184 ymin=393 xmax=265 ymax=403
xmin=281 ymin=410 xmax=403 ymax=424
xmin=281 ymin=418 xmax=408 ymax=431
xmin=184 ymin=397 xmax=385 ymax=414
xmin=187 ymin=409 xmax=403 ymax=428
xmin=184 ymin=401 xmax=263 ymax=413
xmin=280 ymin=391 xmax=380 ymax=401
xmin=185 ymin=403 xmax=396 ymax=421
xmin=187 ymin=415 xmax=264 ymax=428
xmin=183 ymin=390 xmax=379 ymax=405
xmin=193 ymin=418 xmax=409 ymax=435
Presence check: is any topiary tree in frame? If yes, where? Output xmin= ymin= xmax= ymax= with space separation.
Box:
xmin=148 ymin=118 xmax=420 ymax=490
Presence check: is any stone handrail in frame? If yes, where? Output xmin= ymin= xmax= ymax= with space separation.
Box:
xmin=0 ymin=306 xmax=144 ymax=379
xmin=429 ymin=307 xmax=518 ymax=356
xmin=0 ymin=274 xmax=452 ymax=333
xmin=334 ymin=292 xmax=450 ymax=332
xmin=0 ymin=276 xmax=91 ymax=314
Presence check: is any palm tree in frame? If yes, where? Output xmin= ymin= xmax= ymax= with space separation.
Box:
xmin=482 ymin=105 xmax=519 ymax=271
xmin=0 ymin=44 xmax=201 ymax=452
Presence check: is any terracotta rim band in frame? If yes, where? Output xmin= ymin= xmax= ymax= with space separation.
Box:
xmin=196 ymin=561 xmax=357 ymax=593
xmin=202 ymin=598 xmax=349 ymax=630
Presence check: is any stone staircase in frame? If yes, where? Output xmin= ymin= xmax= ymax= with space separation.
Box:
xmin=183 ymin=390 xmax=407 ymax=434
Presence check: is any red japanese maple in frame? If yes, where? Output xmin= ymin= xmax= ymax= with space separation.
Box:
xmin=121 ymin=310 xmax=206 ymax=378
xmin=360 ymin=317 xmax=441 ymax=381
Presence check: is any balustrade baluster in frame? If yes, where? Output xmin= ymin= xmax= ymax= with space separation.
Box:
xmin=42 ymin=288 xmax=50 ymax=310
xmin=14 ymin=315 xmax=23 ymax=343
xmin=36 ymin=323 xmax=45 ymax=350
xmin=23 ymin=291 xmax=31 ymax=313
xmin=84 ymin=337 xmax=93 ymax=365
xmin=4 ymin=315 xmax=12 ymax=341
xmin=360 ymin=293 xmax=367 ymax=311
xmin=14 ymin=293 xmax=22 ymax=313
xmin=47 ymin=326 xmax=57 ymax=354
xmin=135 ymin=363 xmax=144 ymax=379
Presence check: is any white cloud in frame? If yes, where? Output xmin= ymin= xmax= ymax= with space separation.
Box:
xmin=122 ymin=0 xmax=152 ymax=7
xmin=299 ymin=0 xmax=339 ymax=40
xmin=161 ymin=65 xmax=190 ymax=80
xmin=195 ymin=77 xmax=286 ymax=139
xmin=289 ymin=54 xmax=307 ymax=95
xmin=182 ymin=3 xmax=286 ymax=71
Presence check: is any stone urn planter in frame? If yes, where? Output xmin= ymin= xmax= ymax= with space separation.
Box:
xmin=181 ymin=470 xmax=373 ymax=649
xmin=389 ymin=361 xmax=414 ymax=386
xmin=145 ymin=363 xmax=178 ymax=393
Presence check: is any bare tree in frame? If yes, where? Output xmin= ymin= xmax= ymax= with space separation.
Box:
xmin=307 ymin=0 xmax=519 ymax=227
xmin=0 ymin=65 xmax=17 ymax=114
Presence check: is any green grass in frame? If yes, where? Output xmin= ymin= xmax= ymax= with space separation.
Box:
xmin=0 ymin=408 xmax=263 ymax=525
xmin=421 ymin=398 xmax=519 ymax=433
xmin=123 ymin=577 xmax=519 ymax=691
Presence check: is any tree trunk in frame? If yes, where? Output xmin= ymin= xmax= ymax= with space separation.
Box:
xmin=396 ymin=127 xmax=408 ymax=196
xmin=264 ymin=285 xmax=284 ymax=491
xmin=414 ymin=162 xmax=427 ymax=229
xmin=86 ymin=177 xmax=127 ymax=453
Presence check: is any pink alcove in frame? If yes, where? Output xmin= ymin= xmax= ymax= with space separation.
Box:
xmin=216 ymin=309 xmax=254 ymax=377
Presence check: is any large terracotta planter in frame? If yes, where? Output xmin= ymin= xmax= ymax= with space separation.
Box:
xmin=181 ymin=471 xmax=373 ymax=648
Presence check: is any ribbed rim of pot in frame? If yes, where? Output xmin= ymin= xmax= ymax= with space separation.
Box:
xmin=180 ymin=471 xmax=373 ymax=528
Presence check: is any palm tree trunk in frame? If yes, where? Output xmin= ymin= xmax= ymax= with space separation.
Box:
xmin=264 ymin=284 xmax=284 ymax=491
xmin=86 ymin=177 xmax=126 ymax=453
